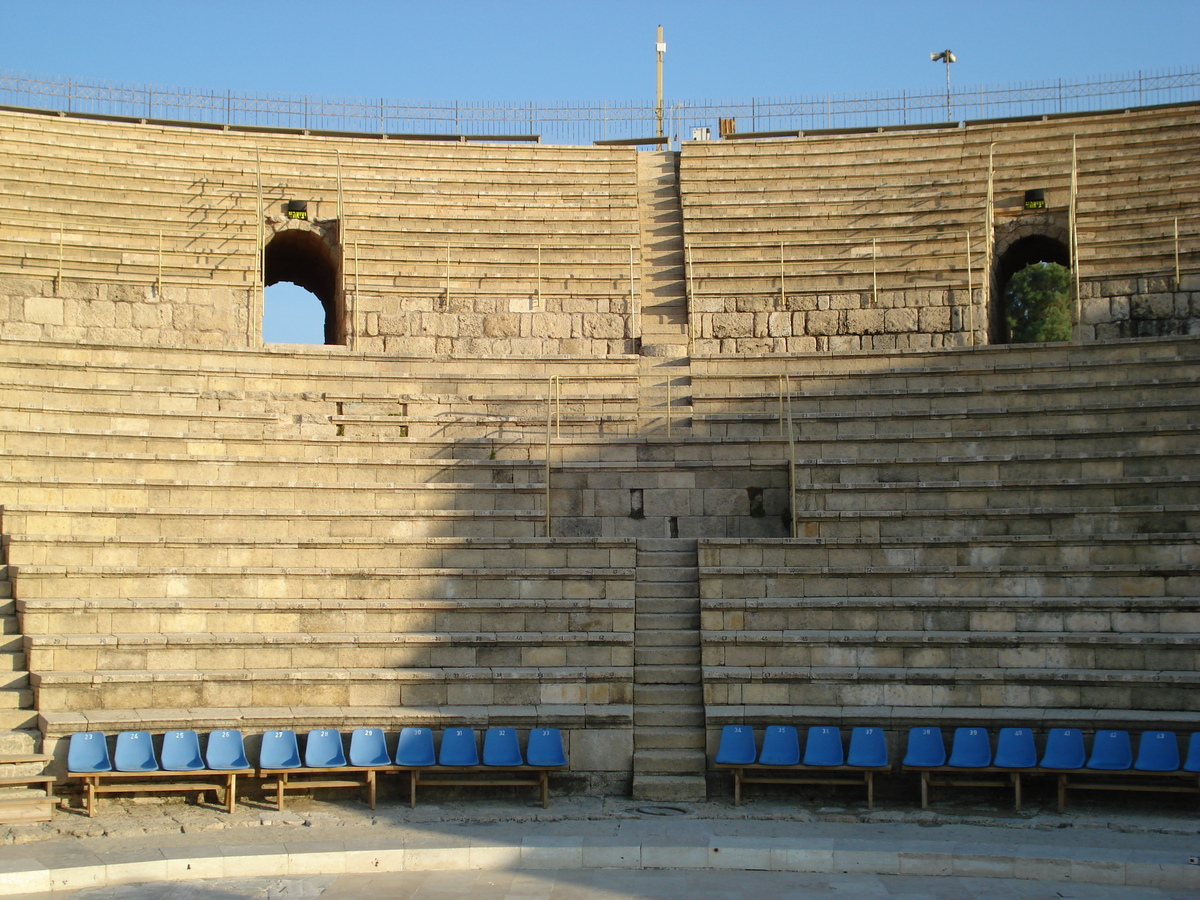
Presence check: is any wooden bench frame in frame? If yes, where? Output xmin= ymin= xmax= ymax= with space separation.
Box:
xmin=258 ymin=765 xmax=389 ymax=811
xmin=1041 ymin=768 xmax=1200 ymax=813
xmin=69 ymin=768 xmax=252 ymax=817
xmin=902 ymin=765 xmax=1026 ymax=810
xmin=0 ymin=754 xmax=57 ymax=824
xmin=395 ymin=764 xmax=561 ymax=809
xmin=716 ymin=763 xmax=891 ymax=809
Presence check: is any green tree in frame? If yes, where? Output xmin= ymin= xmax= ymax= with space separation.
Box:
xmin=1005 ymin=262 xmax=1073 ymax=342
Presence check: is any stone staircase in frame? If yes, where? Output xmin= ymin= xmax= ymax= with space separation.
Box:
xmin=636 ymin=150 xmax=692 ymax=439
xmin=631 ymin=538 xmax=706 ymax=801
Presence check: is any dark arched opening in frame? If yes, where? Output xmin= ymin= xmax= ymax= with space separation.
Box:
xmin=990 ymin=234 xmax=1070 ymax=344
xmin=263 ymin=229 xmax=341 ymax=344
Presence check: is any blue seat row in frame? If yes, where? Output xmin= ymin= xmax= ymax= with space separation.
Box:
xmin=67 ymin=729 xmax=252 ymax=817
xmin=901 ymin=726 xmax=1200 ymax=772
xmin=67 ymin=726 xmax=568 ymax=814
xmin=902 ymin=726 xmax=1200 ymax=811
xmin=714 ymin=725 xmax=890 ymax=807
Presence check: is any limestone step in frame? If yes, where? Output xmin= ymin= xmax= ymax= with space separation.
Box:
xmin=0 ymin=731 xmax=40 ymax=756
xmin=633 ymin=705 xmax=705 ymax=728
xmin=634 ymin=728 xmax=706 ymax=751
xmin=636 ymin=566 xmax=699 ymax=583
xmin=632 ymin=747 xmax=706 ymax=774
xmin=0 ymin=690 xmax=33 ymax=710
xmin=634 ymin=664 xmax=701 ymax=684
xmin=630 ymin=774 xmax=707 ymax=802
xmin=11 ymin=563 xmax=639 ymax=600
xmin=633 ymin=629 xmax=701 ymax=649
xmin=6 ymin=535 xmax=648 ymax=569
xmin=1 ymin=506 xmax=548 ymax=542
xmin=0 ymin=712 xmax=36 ymax=732
xmin=634 ymin=685 xmax=703 ymax=706
xmin=636 ymin=577 xmax=704 ymax=597
xmin=633 ymin=612 xmax=699 ymax=632
xmin=31 ymin=668 xmax=635 ymax=713
xmin=634 ymin=596 xmax=702 ymax=616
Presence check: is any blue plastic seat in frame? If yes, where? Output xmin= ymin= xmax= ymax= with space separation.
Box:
xmin=801 ymin=726 xmax=843 ymax=767
xmin=348 ymin=728 xmax=392 ymax=767
xmin=947 ymin=727 xmax=992 ymax=768
xmin=67 ymin=732 xmax=112 ymax=773
xmin=993 ymin=728 xmax=1038 ymax=769
xmin=395 ymin=727 xmax=437 ymax=767
xmin=526 ymin=728 xmax=568 ymax=767
xmin=114 ymin=731 xmax=159 ymax=772
xmin=482 ymin=728 xmax=524 ymax=766
xmin=1184 ymin=733 xmax=1200 ymax=773
xmin=1134 ymin=730 xmax=1180 ymax=772
xmin=902 ymin=727 xmax=946 ymax=767
xmin=714 ymin=725 xmax=757 ymax=765
xmin=1040 ymin=728 xmax=1086 ymax=769
xmin=304 ymin=729 xmax=347 ymax=768
xmin=161 ymin=730 xmax=204 ymax=771
xmin=846 ymin=727 xmax=888 ymax=768
xmin=438 ymin=727 xmax=480 ymax=766
xmin=1087 ymin=730 xmax=1133 ymax=771
xmin=259 ymin=730 xmax=302 ymax=769
xmin=758 ymin=726 xmax=800 ymax=766
xmin=205 ymin=730 xmax=249 ymax=770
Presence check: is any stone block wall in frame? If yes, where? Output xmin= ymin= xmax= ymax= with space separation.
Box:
xmin=355 ymin=293 xmax=637 ymax=358
xmin=691 ymin=288 xmax=982 ymax=355
xmin=1081 ymin=275 xmax=1200 ymax=341
xmin=0 ymin=276 xmax=253 ymax=349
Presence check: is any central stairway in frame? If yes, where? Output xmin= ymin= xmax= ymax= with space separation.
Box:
xmin=631 ymin=538 xmax=706 ymax=801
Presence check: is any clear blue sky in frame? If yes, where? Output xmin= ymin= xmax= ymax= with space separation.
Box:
xmin=2 ymin=0 xmax=1196 ymax=102
xmin=2 ymin=0 xmax=1196 ymax=342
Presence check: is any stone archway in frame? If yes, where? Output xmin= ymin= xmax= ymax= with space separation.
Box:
xmin=263 ymin=221 xmax=344 ymax=345
xmin=989 ymin=220 xmax=1071 ymax=344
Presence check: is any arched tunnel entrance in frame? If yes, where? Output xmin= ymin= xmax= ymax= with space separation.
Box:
xmin=989 ymin=234 xmax=1071 ymax=344
xmin=263 ymin=228 xmax=343 ymax=345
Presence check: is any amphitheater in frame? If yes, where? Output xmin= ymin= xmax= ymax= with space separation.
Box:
xmin=0 ymin=84 xmax=1197 ymax=813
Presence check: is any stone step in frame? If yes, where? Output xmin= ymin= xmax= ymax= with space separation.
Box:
xmin=630 ymin=774 xmax=707 ymax=802
xmin=0 ymin=711 xmax=36 ymax=731
xmin=634 ymin=706 xmax=705 ymax=728
xmin=0 ymin=689 xmax=36 ymax=710
xmin=0 ymin=654 xmax=26 ymax=672
xmin=634 ymin=666 xmax=701 ymax=685
xmin=635 ymin=550 xmax=699 ymax=568
xmin=635 ymin=596 xmax=699 ymax=615
xmin=634 ymin=728 xmax=706 ymax=751
xmin=634 ymin=684 xmax=703 ymax=706
xmin=633 ymin=612 xmax=699 ymax=631
xmin=634 ymin=629 xmax=700 ymax=649
xmin=0 ymin=730 xmax=41 ymax=756
xmin=634 ymin=648 xmax=700 ymax=669
xmin=633 ymin=747 xmax=706 ymax=775
xmin=635 ymin=581 xmax=701 ymax=600
xmin=636 ymin=566 xmax=699 ymax=583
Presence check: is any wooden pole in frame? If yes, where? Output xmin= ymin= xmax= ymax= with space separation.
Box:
xmin=984 ymin=143 xmax=995 ymax=341
xmin=1175 ymin=217 xmax=1181 ymax=290
xmin=872 ymin=238 xmax=878 ymax=306
xmin=545 ymin=379 xmax=553 ymax=537
xmin=1070 ymin=135 xmax=1080 ymax=340
xmin=779 ymin=241 xmax=786 ymax=310
xmin=655 ymin=26 xmax=665 ymax=140
xmin=965 ymin=230 xmax=974 ymax=345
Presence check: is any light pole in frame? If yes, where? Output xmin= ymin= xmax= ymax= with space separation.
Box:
xmin=930 ymin=49 xmax=956 ymax=121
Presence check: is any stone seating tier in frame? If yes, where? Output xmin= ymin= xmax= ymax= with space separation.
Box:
xmin=679 ymin=107 xmax=1200 ymax=292
xmin=0 ymin=110 xmax=642 ymax=301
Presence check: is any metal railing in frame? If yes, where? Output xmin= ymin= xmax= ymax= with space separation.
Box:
xmin=2 ymin=66 xmax=1198 ymax=145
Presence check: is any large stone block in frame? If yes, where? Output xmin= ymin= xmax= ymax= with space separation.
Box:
xmin=711 ymin=313 xmax=754 ymax=338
